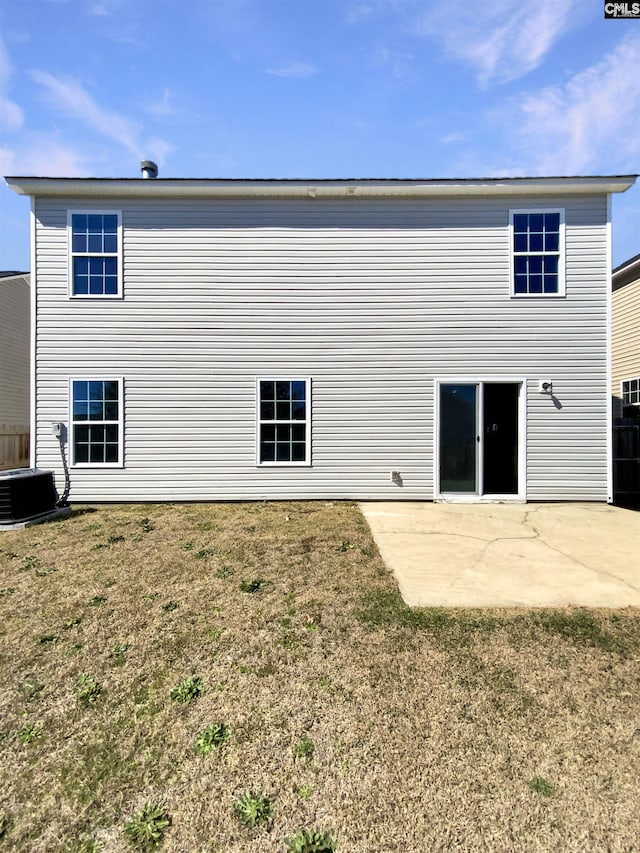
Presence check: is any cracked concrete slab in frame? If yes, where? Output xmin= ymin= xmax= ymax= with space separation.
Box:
xmin=359 ymin=502 xmax=640 ymax=607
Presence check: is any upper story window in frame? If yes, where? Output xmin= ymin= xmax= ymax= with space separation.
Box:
xmin=622 ymin=378 xmax=640 ymax=407
xmin=70 ymin=378 xmax=123 ymax=466
xmin=257 ymin=378 xmax=311 ymax=465
xmin=68 ymin=211 xmax=122 ymax=298
xmin=510 ymin=209 xmax=565 ymax=297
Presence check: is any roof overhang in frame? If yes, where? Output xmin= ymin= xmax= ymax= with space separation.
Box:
xmin=4 ymin=175 xmax=637 ymax=199
xmin=613 ymin=253 xmax=640 ymax=291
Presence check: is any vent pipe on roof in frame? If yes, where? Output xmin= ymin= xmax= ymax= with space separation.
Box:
xmin=141 ymin=160 xmax=158 ymax=179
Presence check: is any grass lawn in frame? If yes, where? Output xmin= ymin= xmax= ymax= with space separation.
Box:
xmin=1 ymin=501 xmax=639 ymax=852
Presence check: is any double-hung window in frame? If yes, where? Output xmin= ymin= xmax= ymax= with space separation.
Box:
xmin=622 ymin=378 xmax=640 ymax=408
xmin=257 ymin=379 xmax=311 ymax=465
xmin=69 ymin=211 xmax=121 ymax=297
xmin=510 ymin=209 xmax=565 ymax=296
xmin=70 ymin=379 xmax=123 ymax=466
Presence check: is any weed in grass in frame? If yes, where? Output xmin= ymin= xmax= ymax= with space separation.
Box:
xmin=20 ymin=674 xmax=44 ymax=701
xmin=64 ymin=836 xmax=100 ymax=853
xmin=35 ymin=566 xmax=57 ymax=576
xmin=139 ymin=518 xmax=154 ymax=534
xmin=37 ymin=633 xmax=58 ymax=645
xmin=194 ymin=722 xmax=229 ymax=755
xmin=286 ymin=828 xmax=336 ymax=852
xmin=20 ymin=555 xmax=39 ymax=571
xmin=182 ymin=540 xmax=195 ymax=551
xmin=529 ymin=776 xmax=556 ymax=797
xmin=64 ymin=617 xmax=82 ymax=629
xmin=0 ymin=812 xmax=11 ymax=839
xmin=337 ymin=541 xmax=355 ymax=552
xmin=293 ymin=736 xmax=315 ymax=761
xmin=108 ymin=534 xmax=125 ymax=544
xmin=216 ymin=565 xmax=234 ymax=578
xmin=144 ymin=592 xmax=161 ymax=601
xmin=0 ymin=586 xmax=16 ymax=597
xmin=71 ymin=643 xmax=85 ymax=653
xmin=103 ymin=578 xmax=116 ymax=587
xmin=162 ymin=601 xmax=179 ymax=612
xmin=195 ymin=548 xmax=215 ymax=559
xmin=240 ymin=578 xmax=267 ymax=593
xmin=124 ymin=802 xmax=170 ymax=850
xmin=91 ymin=543 xmax=109 ymax=551
xmin=297 ymin=785 xmax=313 ymax=801
xmin=18 ymin=722 xmax=43 ymax=744
xmin=76 ymin=674 xmax=101 ymax=705
xmin=89 ymin=595 xmax=107 ymax=606
xmin=233 ymin=791 xmax=273 ymax=828
xmin=82 ymin=523 xmax=101 ymax=531
xmin=110 ymin=642 xmax=131 ymax=662
xmin=170 ymin=675 xmax=204 ymax=703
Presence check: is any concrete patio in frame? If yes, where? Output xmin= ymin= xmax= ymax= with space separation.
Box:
xmin=359 ymin=502 xmax=640 ymax=608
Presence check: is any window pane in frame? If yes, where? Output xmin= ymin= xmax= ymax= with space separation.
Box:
xmin=104 ymin=402 xmax=118 ymax=420
xmin=544 ymin=231 xmax=559 ymax=252
xmin=514 ymin=233 xmax=528 ymax=252
xmin=90 ymin=443 xmax=106 ymax=464
xmin=529 ymin=233 xmax=543 ymax=252
xmin=529 ymin=256 xmax=543 ymax=274
xmin=292 ymin=400 xmax=306 ymax=420
xmin=88 ymin=233 xmax=103 ymax=253
xmin=292 ymin=424 xmax=306 ymax=442
xmin=103 ymin=215 xmax=118 ymax=232
xmin=73 ymin=400 xmax=88 ymax=419
xmin=276 ymin=443 xmax=291 ymax=462
xmin=106 ymin=424 xmax=119 ymax=442
xmin=543 ymin=276 xmax=558 ymax=293
xmin=103 ymin=234 xmax=117 ymax=253
xmin=105 ymin=444 xmax=119 ymax=463
xmin=543 ymin=256 xmax=558 ymax=274
xmin=545 ymin=212 xmax=560 ymax=231
xmin=72 ymin=214 xmax=87 ymax=232
xmin=291 ymin=381 xmax=306 ymax=401
xmin=89 ymin=401 xmax=105 ymax=420
xmin=276 ymin=401 xmax=290 ymax=420
xmin=529 ymin=213 xmax=543 ymax=232
xmin=73 ymin=380 xmax=89 ymax=402
xmin=260 ymin=381 xmax=274 ymax=400
xmin=104 ymin=257 xmax=117 ymax=275
xmin=75 ymin=442 xmax=89 ymax=464
xmin=514 ymin=275 xmax=527 ymax=294
xmin=276 ymin=424 xmax=292 ymax=443
xmin=513 ymin=214 xmax=528 ymax=233
xmin=292 ymin=443 xmax=306 ymax=462
xmin=72 ymin=233 xmax=87 ymax=253
xmin=105 ymin=277 xmax=118 ymax=295
xmin=530 ymin=275 xmax=543 ymax=293
xmin=75 ymin=425 xmax=89 ymax=442
xmin=261 ymin=424 xmax=275 ymax=442
xmin=260 ymin=401 xmax=274 ymax=420
xmin=276 ymin=381 xmax=290 ymax=401
xmin=88 ymin=214 xmax=103 ymax=232
xmin=514 ymin=256 xmax=527 ymax=274
xmin=89 ymin=381 xmax=105 ymax=400
xmin=260 ymin=442 xmax=275 ymax=462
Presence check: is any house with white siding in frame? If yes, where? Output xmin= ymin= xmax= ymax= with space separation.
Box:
xmin=0 ymin=271 xmax=30 ymax=470
xmin=4 ymin=172 xmax=637 ymax=504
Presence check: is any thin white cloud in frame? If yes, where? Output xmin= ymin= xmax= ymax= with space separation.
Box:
xmin=145 ymin=137 xmax=174 ymax=167
xmin=265 ymin=61 xmax=318 ymax=78
xmin=515 ymin=32 xmax=640 ymax=174
xmin=415 ymin=0 xmax=579 ymax=85
xmin=30 ymin=69 xmax=142 ymax=154
xmin=0 ymin=37 xmax=24 ymax=131
xmin=28 ymin=69 xmax=173 ymax=168
xmin=1 ymin=136 xmax=94 ymax=176
xmin=145 ymin=87 xmax=177 ymax=119
xmin=374 ymin=47 xmax=415 ymax=79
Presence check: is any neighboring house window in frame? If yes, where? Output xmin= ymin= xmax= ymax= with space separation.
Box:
xmin=622 ymin=378 xmax=640 ymax=407
xmin=68 ymin=211 xmax=121 ymax=297
xmin=70 ymin=379 xmax=123 ymax=466
xmin=510 ymin=209 xmax=565 ymax=296
xmin=257 ymin=379 xmax=310 ymax=465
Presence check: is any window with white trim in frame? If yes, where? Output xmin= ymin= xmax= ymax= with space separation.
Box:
xmin=257 ymin=379 xmax=310 ymax=465
xmin=69 ymin=211 xmax=121 ymax=297
xmin=510 ymin=209 xmax=565 ymax=296
xmin=71 ymin=379 xmax=123 ymax=466
xmin=622 ymin=378 xmax=640 ymax=407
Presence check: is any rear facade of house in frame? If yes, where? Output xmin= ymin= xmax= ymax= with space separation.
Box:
xmin=6 ymin=174 xmax=636 ymax=504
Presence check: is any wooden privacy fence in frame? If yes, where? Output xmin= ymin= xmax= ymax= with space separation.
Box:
xmin=0 ymin=424 xmax=30 ymax=470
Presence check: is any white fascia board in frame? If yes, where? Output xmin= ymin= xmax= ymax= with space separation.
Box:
xmin=5 ymin=175 xmax=638 ymax=199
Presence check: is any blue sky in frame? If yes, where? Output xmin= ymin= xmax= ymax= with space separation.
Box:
xmin=1 ymin=0 xmax=638 ymax=269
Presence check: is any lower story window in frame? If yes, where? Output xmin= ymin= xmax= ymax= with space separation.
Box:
xmin=622 ymin=378 xmax=640 ymax=407
xmin=258 ymin=378 xmax=310 ymax=465
xmin=71 ymin=379 xmax=123 ymax=466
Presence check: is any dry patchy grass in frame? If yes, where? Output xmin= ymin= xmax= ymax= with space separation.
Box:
xmin=0 ymin=501 xmax=639 ymax=852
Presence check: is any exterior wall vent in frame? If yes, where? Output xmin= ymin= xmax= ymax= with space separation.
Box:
xmin=0 ymin=468 xmax=58 ymax=526
xmin=141 ymin=160 xmax=158 ymax=179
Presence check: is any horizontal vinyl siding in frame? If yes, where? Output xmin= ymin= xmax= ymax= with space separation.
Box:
xmin=0 ymin=277 xmax=30 ymax=429
xmin=612 ymin=277 xmax=640 ymax=417
xmin=34 ymin=195 xmax=609 ymax=501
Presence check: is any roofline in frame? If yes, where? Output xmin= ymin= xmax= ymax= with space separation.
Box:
xmin=0 ymin=271 xmax=29 ymax=281
xmin=4 ymin=174 xmax=637 ymax=199
xmin=612 ymin=252 xmax=640 ymax=291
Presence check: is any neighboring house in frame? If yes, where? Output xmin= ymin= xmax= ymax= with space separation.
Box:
xmin=611 ymin=252 xmax=640 ymax=501
xmin=612 ymin=253 xmax=640 ymax=420
xmin=4 ymin=172 xmax=637 ymax=504
xmin=0 ymin=271 xmax=30 ymax=470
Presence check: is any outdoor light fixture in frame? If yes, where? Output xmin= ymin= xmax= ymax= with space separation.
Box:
xmin=539 ymin=381 xmax=553 ymax=394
